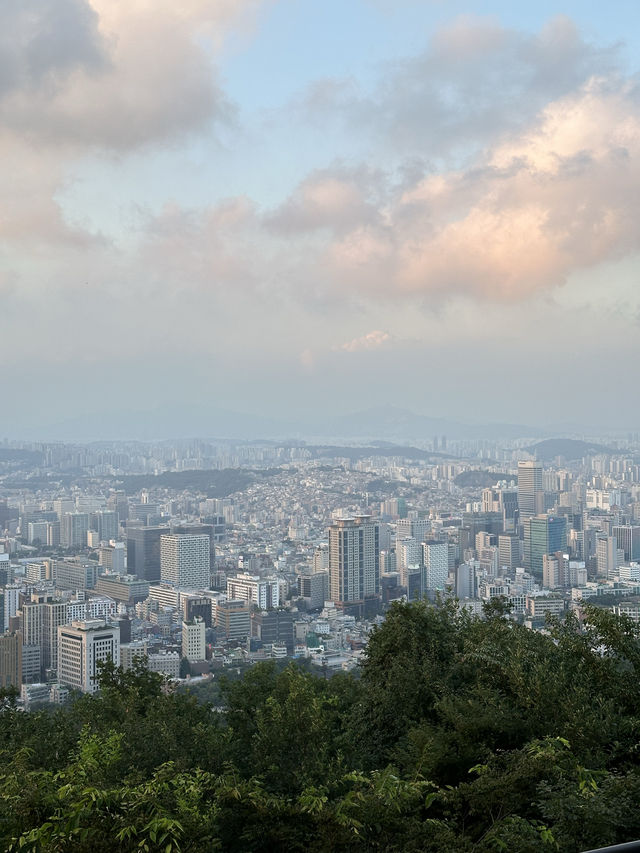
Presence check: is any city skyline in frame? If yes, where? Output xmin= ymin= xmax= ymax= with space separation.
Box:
xmin=2 ymin=1 xmax=640 ymax=438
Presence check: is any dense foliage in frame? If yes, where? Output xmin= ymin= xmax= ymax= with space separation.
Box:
xmin=1 ymin=600 xmax=639 ymax=851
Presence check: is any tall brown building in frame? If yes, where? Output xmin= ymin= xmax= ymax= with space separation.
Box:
xmin=0 ymin=631 xmax=22 ymax=690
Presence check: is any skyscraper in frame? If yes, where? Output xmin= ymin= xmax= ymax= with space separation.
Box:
xmin=126 ymin=526 xmax=170 ymax=582
xmin=498 ymin=534 xmax=520 ymax=572
xmin=611 ymin=525 xmax=640 ymax=562
xmin=328 ymin=515 xmax=380 ymax=605
xmin=422 ymin=540 xmax=449 ymax=592
xmin=160 ymin=534 xmax=210 ymax=589
xmin=0 ymin=631 xmax=22 ymax=689
xmin=60 ymin=512 xmax=89 ymax=548
xmin=517 ymin=462 xmax=543 ymax=519
xmin=455 ymin=562 xmax=476 ymax=599
xmin=90 ymin=511 xmax=119 ymax=543
xmin=596 ymin=534 xmax=622 ymax=579
xmin=524 ymin=515 xmax=567 ymax=579
xmin=181 ymin=618 xmax=206 ymax=663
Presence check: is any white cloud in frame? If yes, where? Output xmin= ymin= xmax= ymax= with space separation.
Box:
xmin=338 ymin=330 xmax=392 ymax=352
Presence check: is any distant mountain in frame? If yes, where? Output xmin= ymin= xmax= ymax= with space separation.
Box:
xmin=526 ymin=438 xmax=611 ymax=461
xmin=16 ymin=403 xmax=547 ymax=444
xmin=316 ymin=406 xmax=546 ymax=442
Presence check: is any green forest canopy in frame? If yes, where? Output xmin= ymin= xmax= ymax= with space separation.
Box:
xmin=1 ymin=600 xmax=639 ymax=852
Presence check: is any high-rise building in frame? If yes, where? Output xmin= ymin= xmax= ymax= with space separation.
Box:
xmin=182 ymin=595 xmax=214 ymax=628
xmin=328 ymin=515 xmax=380 ymax=605
xmin=181 ymin=618 xmax=206 ymax=662
xmin=517 ymin=462 xmax=544 ymax=519
xmin=611 ymin=525 xmax=640 ymax=562
xmin=126 ymin=526 xmax=170 ymax=583
xmin=396 ymin=518 xmax=431 ymax=542
xmin=297 ymin=572 xmax=328 ymax=610
xmin=21 ymin=597 xmax=69 ymax=674
xmin=57 ymin=619 xmax=119 ymax=694
xmin=215 ymin=599 xmax=250 ymax=639
xmin=107 ymin=491 xmax=129 ymax=522
xmin=60 ymin=512 xmax=89 ymax=548
xmin=596 ymin=535 xmax=622 ymax=579
xmin=98 ymin=542 xmax=125 ymax=575
xmin=21 ymin=644 xmax=41 ymax=684
xmin=396 ymin=538 xmax=422 ymax=588
xmin=0 ymin=631 xmax=22 ymax=689
xmin=482 ymin=487 xmax=519 ymax=532
xmin=160 ymin=534 xmax=210 ymax=589
xmin=47 ymin=521 xmax=61 ymax=547
xmin=523 ymin=515 xmax=567 ymax=579
xmin=422 ymin=541 xmax=449 ymax=592
xmin=543 ymin=552 xmax=568 ymax=589
xmin=251 ymin=610 xmax=294 ymax=652
xmin=172 ymin=523 xmax=216 ymax=564
xmin=90 ymin=511 xmax=119 ymax=543
xmin=455 ymin=563 xmax=476 ymax=599
xmin=461 ymin=511 xmax=503 ymax=539
xmin=27 ymin=521 xmax=49 ymax=545
xmin=1 ymin=585 xmax=21 ymax=633
xmin=498 ymin=534 xmax=520 ymax=572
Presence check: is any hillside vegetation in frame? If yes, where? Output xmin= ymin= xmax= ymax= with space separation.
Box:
xmin=0 ymin=601 xmax=639 ymax=851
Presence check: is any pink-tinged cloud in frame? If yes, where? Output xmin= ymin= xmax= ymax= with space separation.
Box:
xmin=266 ymin=168 xmax=383 ymax=235
xmin=338 ymin=330 xmax=391 ymax=352
xmin=321 ymin=78 xmax=640 ymax=301
xmin=122 ymin=75 xmax=640 ymax=310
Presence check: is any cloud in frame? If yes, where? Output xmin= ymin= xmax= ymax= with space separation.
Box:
xmin=339 ymin=330 xmax=392 ymax=352
xmin=0 ymin=0 xmax=265 ymax=150
xmin=0 ymin=1 xmax=264 ymax=247
xmin=80 ymin=70 xmax=640 ymax=319
xmin=266 ymin=167 xmax=384 ymax=235
xmin=276 ymin=77 xmax=640 ymax=302
xmin=295 ymin=15 xmax=619 ymax=162
xmin=0 ymin=0 xmax=107 ymax=101
xmin=2 ymin=9 xmax=639 ymax=387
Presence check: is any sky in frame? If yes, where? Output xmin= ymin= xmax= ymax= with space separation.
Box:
xmin=1 ymin=0 xmax=640 ymax=438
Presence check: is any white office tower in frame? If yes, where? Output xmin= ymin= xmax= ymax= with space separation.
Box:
xmin=57 ymin=619 xmax=119 ymax=694
xmin=517 ymin=461 xmax=543 ymax=519
xmin=396 ymin=538 xmax=422 ymax=587
xmin=422 ymin=541 xmax=449 ymax=592
xmin=182 ymin=618 xmax=206 ymax=662
xmin=160 ymin=534 xmax=210 ymax=589
xmin=2 ymin=585 xmax=21 ymax=632
xmin=328 ymin=515 xmax=380 ymax=604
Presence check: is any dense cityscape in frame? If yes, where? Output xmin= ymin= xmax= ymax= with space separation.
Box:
xmin=1 ymin=432 xmax=639 ymax=704
xmin=3 ymin=0 xmax=640 ymax=848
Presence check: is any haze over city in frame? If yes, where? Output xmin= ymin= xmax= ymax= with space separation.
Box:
xmin=4 ymin=5 xmax=640 ymax=849
xmin=2 ymin=0 xmax=640 ymax=439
